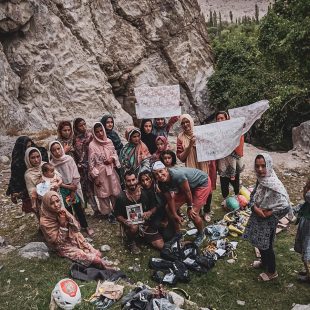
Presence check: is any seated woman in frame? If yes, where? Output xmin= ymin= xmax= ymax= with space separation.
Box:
xmin=138 ymin=170 xmax=173 ymax=241
xmin=57 ymin=121 xmax=75 ymax=158
xmin=215 ymin=111 xmax=245 ymax=199
xmin=49 ymin=141 xmax=94 ymax=236
xmin=244 ymin=153 xmax=291 ymax=281
xmin=7 ymin=136 xmax=48 ymax=213
xmin=24 ymin=147 xmax=46 ymax=217
xmin=88 ymin=122 xmax=121 ymax=219
xmin=160 ymin=150 xmax=177 ymax=168
xmin=119 ymin=127 xmax=150 ymax=174
xmin=140 ymin=119 xmax=157 ymax=155
xmin=100 ymin=114 xmax=123 ymax=156
xmin=40 ymin=191 xmax=113 ymax=269
xmin=176 ymin=114 xmax=216 ymax=222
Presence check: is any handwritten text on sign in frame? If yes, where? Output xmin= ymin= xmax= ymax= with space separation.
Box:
xmin=194 ymin=117 xmax=245 ymax=162
xmin=229 ymin=100 xmax=269 ymax=134
xmin=134 ymin=85 xmax=181 ymax=119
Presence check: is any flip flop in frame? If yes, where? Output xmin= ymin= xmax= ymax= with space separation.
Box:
xmin=204 ymin=213 xmax=211 ymax=222
xmin=258 ymin=272 xmax=278 ymax=282
xmin=251 ymin=260 xmax=263 ymax=269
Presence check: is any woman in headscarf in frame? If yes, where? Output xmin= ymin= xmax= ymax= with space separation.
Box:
xmin=152 ymin=116 xmax=179 ymax=137
xmin=140 ymin=119 xmax=157 ymax=154
xmin=100 ymin=115 xmax=123 ymax=156
xmin=244 ymin=153 xmax=291 ymax=281
xmin=40 ymin=191 xmax=114 ymax=268
xmin=57 ymin=120 xmax=75 ymax=158
xmin=215 ymin=111 xmax=245 ymax=199
xmin=88 ymin=122 xmax=121 ymax=218
xmin=153 ymin=136 xmax=170 ymax=160
xmin=24 ymin=147 xmax=46 ymax=216
xmin=119 ymin=127 xmax=150 ymax=173
xmin=49 ymin=141 xmax=94 ymax=236
xmin=73 ymin=118 xmax=99 ymax=214
xmin=7 ymin=136 xmax=48 ymax=209
xmin=176 ymin=114 xmax=217 ymax=222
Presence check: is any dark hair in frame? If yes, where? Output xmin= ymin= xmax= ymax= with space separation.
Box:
xmin=255 ymin=154 xmax=265 ymax=162
xmin=29 ymin=149 xmax=40 ymax=157
xmin=124 ymin=169 xmax=136 ymax=180
xmin=140 ymin=119 xmax=153 ymax=133
xmin=94 ymin=123 xmax=102 ymax=130
xmin=138 ymin=170 xmax=153 ymax=183
xmin=215 ymin=111 xmax=229 ymax=120
xmin=50 ymin=141 xmax=60 ymax=150
xmin=73 ymin=118 xmax=85 ymax=130
xmin=160 ymin=150 xmax=177 ymax=166
xmin=57 ymin=121 xmax=72 ymax=133
xmin=42 ymin=162 xmax=54 ymax=174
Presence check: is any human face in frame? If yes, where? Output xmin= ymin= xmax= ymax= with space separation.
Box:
xmin=140 ymin=174 xmax=152 ymax=189
xmin=156 ymin=139 xmax=165 ymax=152
xmin=216 ymin=113 xmax=227 ymax=122
xmin=255 ymin=157 xmax=267 ymax=177
xmin=105 ymin=118 xmax=114 ymax=131
xmin=154 ymin=168 xmax=170 ymax=182
xmin=44 ymin=168 xmax=55 ymax=178
xmin=130 ymin=132 xmax=141 ymax=145
xmin=26 ymin=140 xmax=32 ymax=149
xmin=76 ymin=120 xmax=86 ymax=134
xmin=29 ymin=151 xmax=41 ymax=167
xmin=162 ymin=154 xmax=173 ymax=167
xmin=51 ymin=143 xmax=63 ymax=159
xmin=50 ymin=195 xmax=62 ymax=212
xmin=125 ymin=174 xmax=138 ymax=191
xmin=143 ymin=121 xmax=152 ymax=134
xmin=181 ymin=118 xmax=191 ymax=132
xmin=94 ymin=126 xmax=105 ymax=140
xmin=155 ymin=118 xmax=165 ymax=128
xmin=60 ymin=125 xmax=72 ymax=139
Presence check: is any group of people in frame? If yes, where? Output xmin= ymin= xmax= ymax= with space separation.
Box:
xmin=5 ymin=112 xmax=309 ymax=283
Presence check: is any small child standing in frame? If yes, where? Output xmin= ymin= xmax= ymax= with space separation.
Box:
xmin=294 ymin=179 xmax=310 ymax=283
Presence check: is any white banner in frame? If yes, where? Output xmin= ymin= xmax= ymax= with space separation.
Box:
xmin=194 ymin=117 xmax=245 ymax=162
xmin=134 ymin=85 xmax=181 ymax=119
xmin=228 ymin=100 xmax=269 ymax=134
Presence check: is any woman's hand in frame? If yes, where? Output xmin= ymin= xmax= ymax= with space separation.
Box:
xmin=58 ymin=210 xmax=67 ymax=227
xmin=262 ymin=209 xmax=273 ymax=218
xmin=253 ymin=205 xmax=266 ymax=218
xmin=104 ymin=157 xmax=114 ymax=165
xmin=63 ymin=143 xmax=72 ymax=154
xmin=95 ymin=178 xmax=102 ymax=187
xmin=189 ymin=136 xmax=196 ymax=146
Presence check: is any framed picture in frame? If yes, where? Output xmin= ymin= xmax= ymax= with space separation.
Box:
xmin=126 ymin=203 xmax=144 ymax=224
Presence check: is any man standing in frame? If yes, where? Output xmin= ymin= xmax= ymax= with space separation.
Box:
xmin=152 ymin=161 xmax=211 ymax=247
xmin=114 ymin=170 xmax=164 ymax=254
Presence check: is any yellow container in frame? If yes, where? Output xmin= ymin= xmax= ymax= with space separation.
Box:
xmin=239 ymin=186 xmax=251 ymax=201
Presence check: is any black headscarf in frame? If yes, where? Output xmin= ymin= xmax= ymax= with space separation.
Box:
xmin=140 ymin=119 xmax=157 ymax=155
xmin=6 ymin=136 xmax=48 ymax=196
xmin=100 ymin=115 xmax=123 ymax=155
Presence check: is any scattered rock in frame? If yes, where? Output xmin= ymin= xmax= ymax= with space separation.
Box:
xmin=286 ymin=283 xmax=294 ymax=288
xmin=227 ymin=259 xmax=236 ymax=264
xmin=0 ymin=245 xmax=16 ymax=255
xmin=18 ymin=242 xmax=49 ymax=260
xmin=237 ymin=300 xmax=246 ymax=306
xmin=0 ymin=236 xmax=6 ymax=247
xmin=100 ymin=245 xmax=111 ymax=252
xmin=291 ymin=304 xmax=310 ymax=310
xmin=169 ymin=291 xmax=185 ymax=307
xmin=292 ymin=121 xmax=310 ymax=152
xmin=0 ymin=156 xmax=10 ymax=165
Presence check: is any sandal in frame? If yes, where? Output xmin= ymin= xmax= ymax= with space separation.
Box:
xmin=258 ymin=272 xmax=278 ymax=282
xmin=204 ymin=213 xmax=211 ymax=222
xmin=251 ymin=260 xmax=263 ymax=269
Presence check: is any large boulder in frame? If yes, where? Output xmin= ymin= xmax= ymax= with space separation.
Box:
xmin=292 ymin=121 xmax=310 ymax=152
xmin=0 ymin=0 xmax=214 ymax=134
xmin=18 ymin=242 xmax=49 ymax=259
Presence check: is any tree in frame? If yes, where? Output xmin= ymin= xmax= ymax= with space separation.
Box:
xmin=209 ymin=9 xmax=213 ymax=26
xmin=229 ymin=11 xmax=233 ymax=23
xmin=213 ymin=11 xmax=217 ymax=27
xmin=255 ymin=4 xmax=259 ymax=23
xmin=219 ymin=12 xmax=222 ymax=30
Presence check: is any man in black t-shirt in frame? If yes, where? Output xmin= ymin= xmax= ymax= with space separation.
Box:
xmin=114 ymin=170 xmax=164 ymax=254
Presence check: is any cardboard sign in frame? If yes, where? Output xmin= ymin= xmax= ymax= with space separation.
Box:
xmin=126 ymin=203 xmax=144 ymax=224
xmin=194 ymin=117 xmax=245 ymax=161
xmin=229 ymin=100 xmax=269 ymax=134
xmin=134 ymin=85 xmax=181 ymax=119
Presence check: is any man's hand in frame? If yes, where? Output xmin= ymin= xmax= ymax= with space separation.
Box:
xmin=143 ymin=210 xmax=152 ymax=220
xmin=187 ymin=208 xmax=197 ymax=220
xmin=173 ymin=214 xmax=183 ymax=225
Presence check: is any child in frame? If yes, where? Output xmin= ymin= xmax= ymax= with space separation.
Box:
xmin=160 ymin=150 xmax=177 ymax=168
xmin=294 ymin=179 xmax=310 ymax=283
xmin=153 ymin=136 xmax=170 ymax=160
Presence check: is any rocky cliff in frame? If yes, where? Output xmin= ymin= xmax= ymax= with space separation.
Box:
xmin=0 ymin=0 xmax=213 ymax=133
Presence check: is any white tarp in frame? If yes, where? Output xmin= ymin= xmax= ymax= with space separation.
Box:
xmin=134 ymin=85 xmax=181 ymax=119
xmin=194 ymin=117 xmax=245 ymax=162
xmin=228 ymin=100 xmax=269 ymax=134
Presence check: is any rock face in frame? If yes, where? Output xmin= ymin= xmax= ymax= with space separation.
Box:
xmin=0 ymin=0 xmax=213 ymax=133
xmin=292 ymin=121 xmax=310 ymax=152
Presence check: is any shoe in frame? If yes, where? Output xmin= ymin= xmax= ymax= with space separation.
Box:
xmin=128 ymin=242 xmax=141 ymax=255
xmin=194 ymin=232 xmax=206 ymax=247
xmin=204 ymin=213 xmax=211 ymax=222
xmin=108 ymin=214 xmax=117 ymax=224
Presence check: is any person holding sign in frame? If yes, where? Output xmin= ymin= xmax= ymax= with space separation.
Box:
xmin=119 ymin=127 xmax=150 ymax=173
xmin=216 ymin=111 xmax=245 ymax=199
xmin=153 ymin=161 xmax=212 ymax=247
xmin=114 ymin=170 xmax=164 ymax=254
xmin=176 ymin=114 xmax=217 ymax=222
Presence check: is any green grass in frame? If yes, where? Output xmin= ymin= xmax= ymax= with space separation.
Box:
xmin=0 ymin=171 xmax=309 ymax=309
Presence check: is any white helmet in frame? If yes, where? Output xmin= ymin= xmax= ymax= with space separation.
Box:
xmin=52 ymin=278 xmax=81 ymax=310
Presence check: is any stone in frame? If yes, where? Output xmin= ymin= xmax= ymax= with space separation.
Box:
xmin=168 ymin=291 xmax=185 ymax=307
xmin=237 ymin=300 xmax=246 ymax=306
xmin=0 ymin=156 xmax=10 ymax=165
xmin=227 ymin=258 xmax=236 ymax=264
xmin=292 ymin=121 xmax=310 ymax=152
xmin=18 ymin=242 xmax=49 ymax=260
xmin=100 ymin=245 xmax=111 ymax=252
xmin=0 ymin=245 xmax=16 ymax=255
xmin=0 ymin=236 xmax=6 ymax=247
xmin=291 ymin=304 xmax=310 ymax=310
